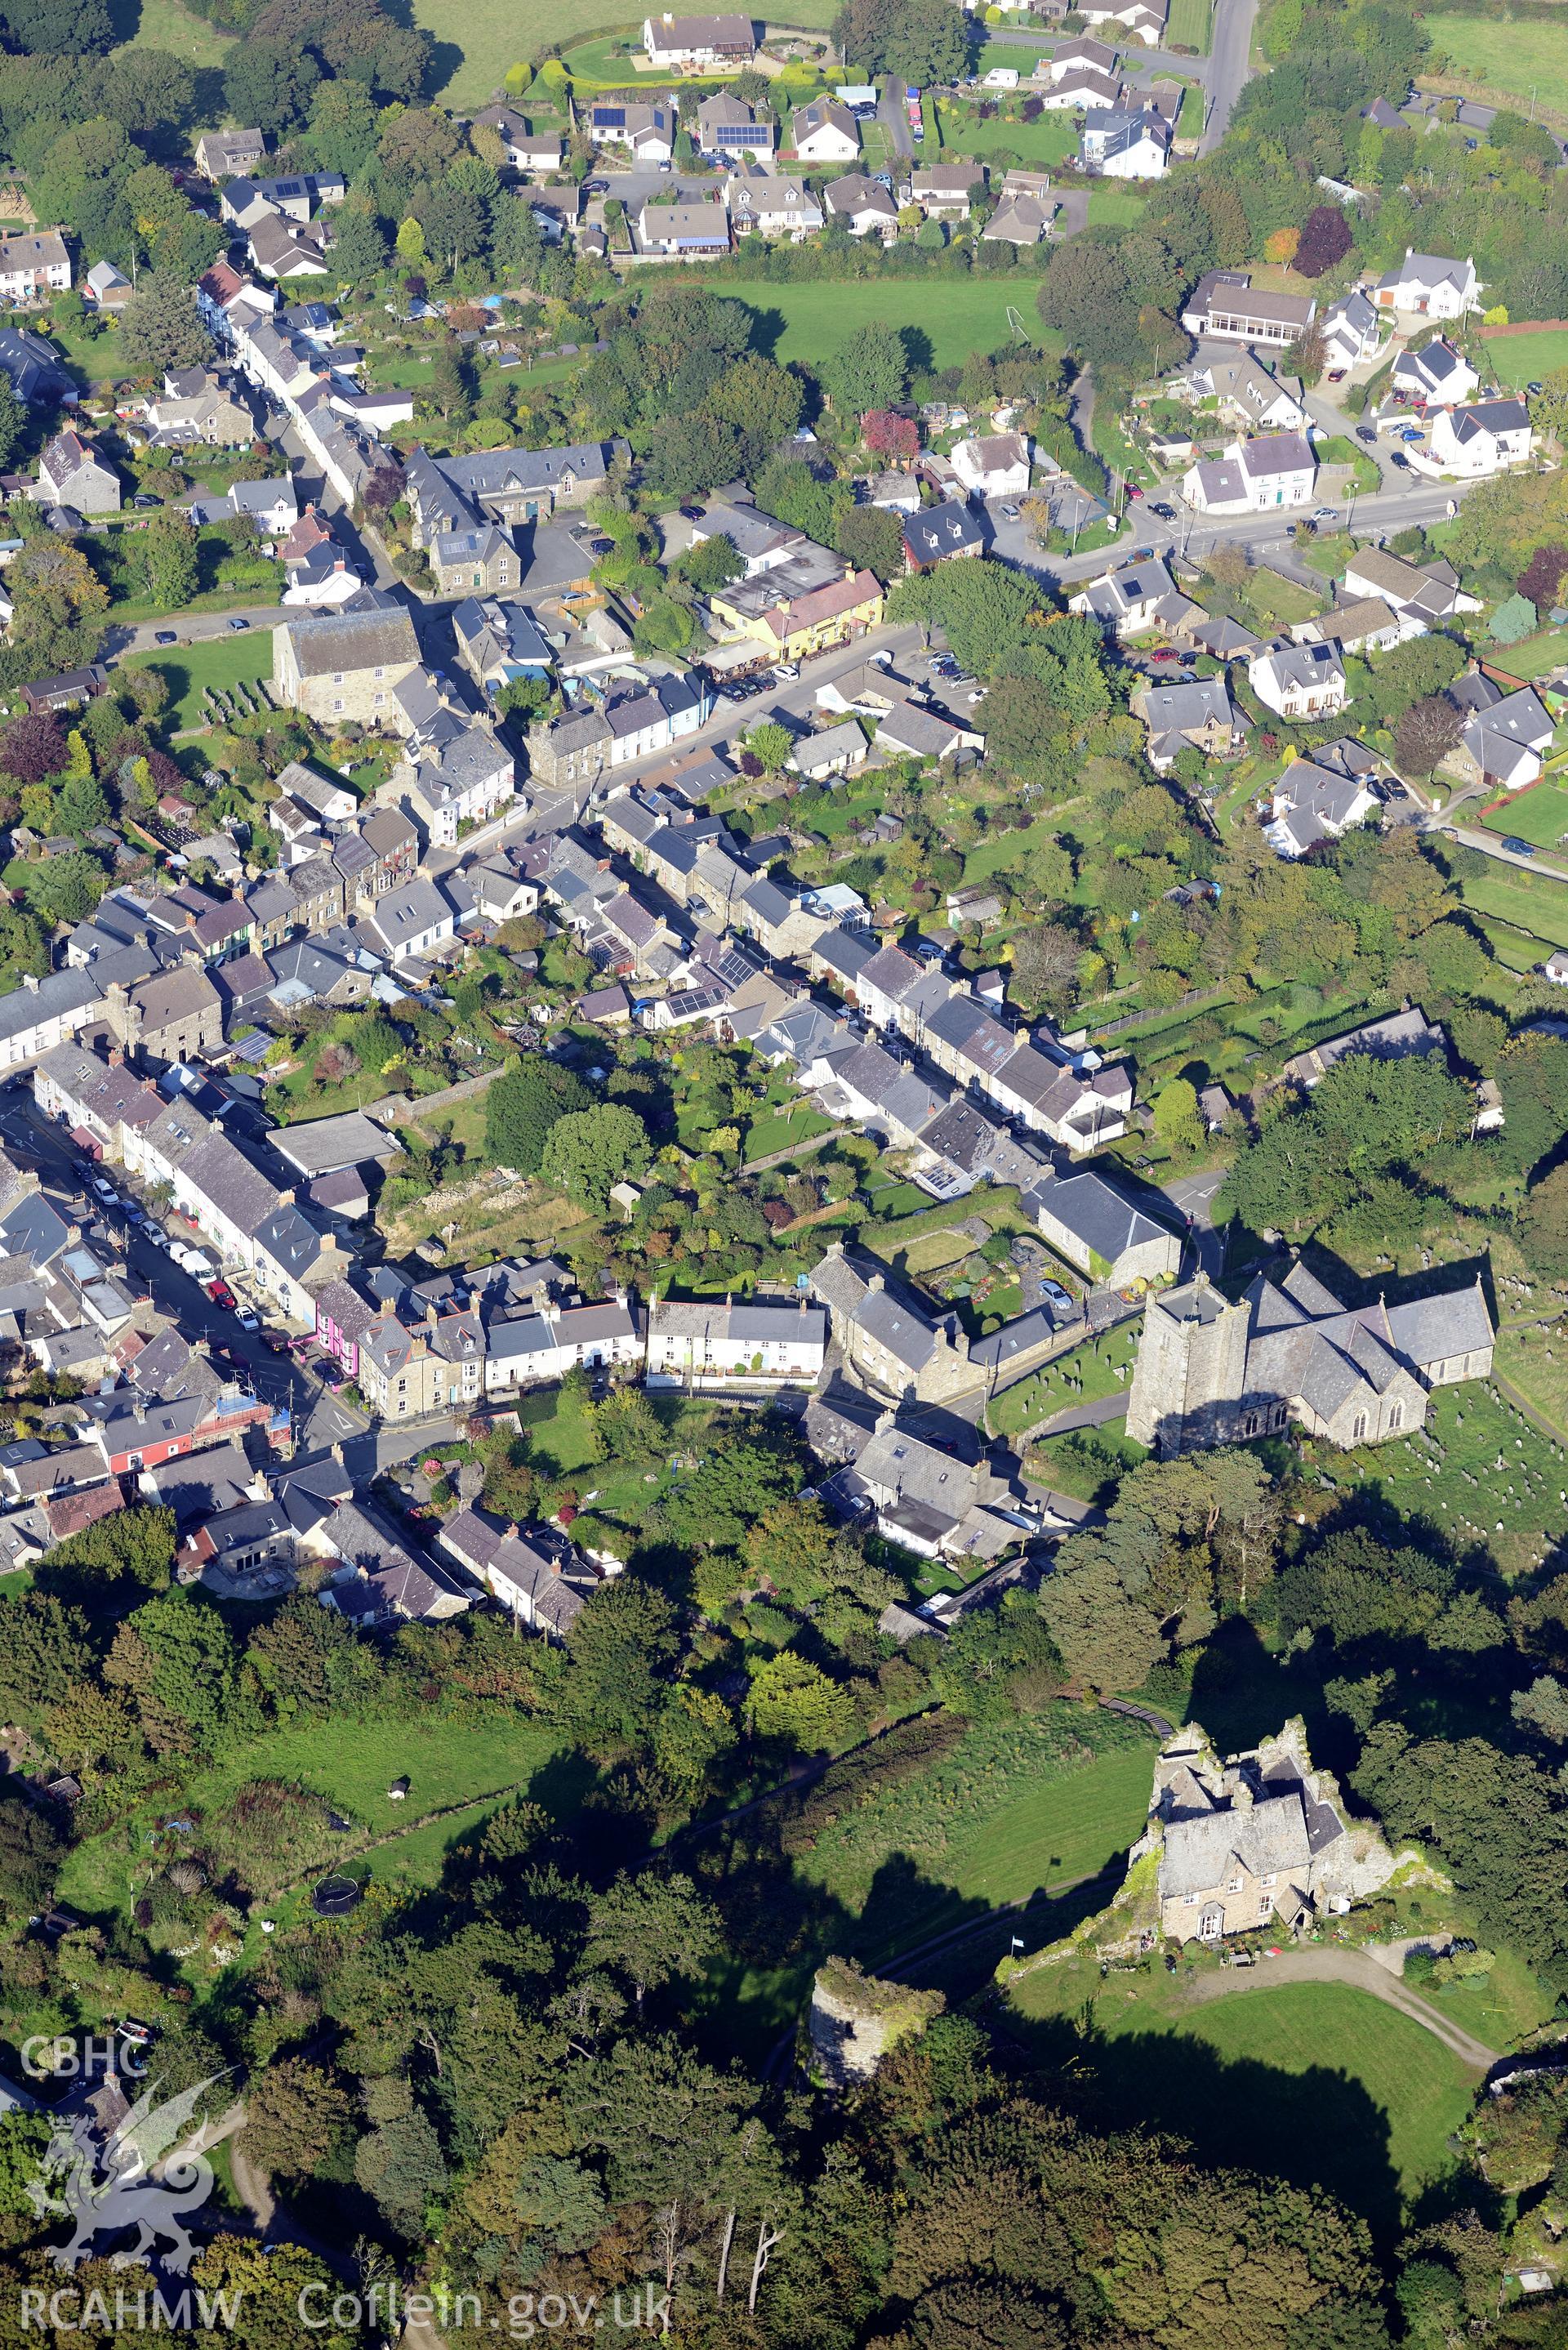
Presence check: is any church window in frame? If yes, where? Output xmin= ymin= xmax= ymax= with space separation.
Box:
xmin=1352 ymin=1411 xmax=1368 ymax=1442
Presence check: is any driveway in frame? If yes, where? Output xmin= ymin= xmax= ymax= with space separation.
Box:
xmin=1178 ymin=1944 xmax=1501 ymax=2070
xmin=880 ymin=74 xmax=915 ymax=163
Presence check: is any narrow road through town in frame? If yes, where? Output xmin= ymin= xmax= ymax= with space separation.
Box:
xmin=1200 ymin=0 xmax=1261 ymax=154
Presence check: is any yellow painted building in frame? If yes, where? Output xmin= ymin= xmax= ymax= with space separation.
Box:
xmin=710 ymin=567 xmax=884 ymax=662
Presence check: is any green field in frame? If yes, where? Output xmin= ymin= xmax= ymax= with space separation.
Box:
xmin=724 ymin=278 xmax=1059 ymax=374
xmin=1007 ymin=1970 xmax=1478 ymax=2220
xmin=1166 ymin=0 xmax=1214 ymax=47
xmin=1432 ymin=14 xmax=1568 ymax=116
xmin=1486 ymin=328 xmax=1568 ymax=388
xmin=116 ymin=0 xmax=233 ymax=67
xmin=126 ymin=629 xmax=276 ymax=734
xmin=694 ymin=1709 xmax=1155 ymax=2059
xmin=1481 ymin=778 xmax=1568 ymax=847
xmin=1457 ymin=854 xmax=1568 ymax=952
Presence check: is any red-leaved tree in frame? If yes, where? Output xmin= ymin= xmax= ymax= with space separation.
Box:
xmin=862 ymin=409 xmax=920 ymax=462
xmin=0 ymin=713 xmax=69 ymax=784
xmin=1519 ymin=544 xmax=1568 ymax=608
xmin=1294 ymin=205 xmax=1353 ymax=279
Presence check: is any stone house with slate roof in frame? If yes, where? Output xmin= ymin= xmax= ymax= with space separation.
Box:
xmin=1144 ymin=1719 xmax=1401 ymax=1942
xmin=809 ymin=1242 xmax=981 ymax=1404
xmin=437 ymin=1506 xmax=598 ymax=1638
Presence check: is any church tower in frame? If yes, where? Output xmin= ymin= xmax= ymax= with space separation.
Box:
xmin=1126 ymin=1275 xmax=1250 ymax=1456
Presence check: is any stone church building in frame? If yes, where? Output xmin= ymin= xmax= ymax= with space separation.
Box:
xmin=1125 ymin=1258 xmax=1493 ymax=1456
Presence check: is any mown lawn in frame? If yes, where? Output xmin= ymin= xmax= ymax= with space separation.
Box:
xmin=116 ymin=0 xmax=233 ymax=70
xmin=409 ymin=0 xmax=839 ymax=105
xmin=1481 ymin=779 xmax=1568 ymax=848
xmin=1487 ymin=328 xmax=1568 ymax=387
xmin=724 ymin=277 xmax=1058 ymax=374
xmin=1495 ymin=1323 xmax=1568 ymax=1445
xmin=1167 ymin=0 xmax=1214 ymax=47
xmin=938 ymin=104 xmax=1079 ymax=170
xmin=124 ymin=631 xmax=276 ymax=734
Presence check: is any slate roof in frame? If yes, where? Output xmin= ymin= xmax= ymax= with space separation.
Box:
xmin=279 ymin=605 xmax=419 ymax=679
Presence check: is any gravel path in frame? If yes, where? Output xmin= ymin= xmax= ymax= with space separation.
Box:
xmin=1178 ymin=1946 xmax=1500 ymax=2070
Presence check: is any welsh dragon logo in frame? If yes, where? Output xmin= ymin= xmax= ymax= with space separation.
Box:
xmin=27 ymin=2074 xmax=226 ymax=2272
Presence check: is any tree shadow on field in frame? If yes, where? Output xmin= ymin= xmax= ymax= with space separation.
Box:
xmin=1017 ymin=2009 xmax=1408 ymax=2249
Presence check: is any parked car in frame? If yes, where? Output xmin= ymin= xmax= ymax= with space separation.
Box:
xmin=206 ymin=1278 xmax=237 ymax=1308
xmin=1356 ymin=426 xmax=1379 ymax=444
xmin=1040 ymin=1278 xmax=1076 ymax=1315
xmin=1503 ymin=836 xmax=1537 ymax=858
xmin=235 ymin=1310 xmax=261 ymax=1330
xmin=226 ymin=616 xmax=250 ymax=631
xmin=321 ymin=1368 xmax=345 ymax=1393
xmin=90 ymin=1177 xmax=117 ymax=1203
xmin=678 ymin=502 xmax=704 ymax=521
xmin=771 ymin=662 xmax=799 ymax=682
xmin=1389 ymin=449 xmax=1411 ymax=470
xmin=1528 ymin=380 xmax=1544 ymax=396
xmin=999 ymin=502 xmax=1020 ymax=519
xmin=153 ymin=629 xmax=177 ymax=645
